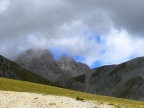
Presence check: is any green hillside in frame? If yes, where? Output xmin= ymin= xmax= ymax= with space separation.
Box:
xmin=0 ymin=78 xmax=144 ymax=108
xmin=0 ymin=55 xmax=51 ymax=85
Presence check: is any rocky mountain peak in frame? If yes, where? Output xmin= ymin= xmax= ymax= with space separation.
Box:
xmin=57 ymin=56 xmax=91 ymax=77
xmin=20 ymin=48 xmax=55 ymax=62
xmin=58 ymin=56 xmax=75 ymax=62
xmin=15 ymin=48 xmax=65 ymax=82
xmin=15 ymin=48 xmax=91 ymax=80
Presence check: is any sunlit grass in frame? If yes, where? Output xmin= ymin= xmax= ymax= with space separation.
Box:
xmin=0 ymin=77 xmax=144 ymax=108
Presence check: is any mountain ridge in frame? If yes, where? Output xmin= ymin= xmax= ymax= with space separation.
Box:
xmin=85 ymin=57 xmax=144 ymax=100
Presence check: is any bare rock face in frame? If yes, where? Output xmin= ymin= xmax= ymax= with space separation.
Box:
xmin=15 ymin=48 xmax=65 ymax=82
xmin=85 ymin=57 xmax=144 ymax=101
xmin=57 ymin=56 xmax=91 ymax=77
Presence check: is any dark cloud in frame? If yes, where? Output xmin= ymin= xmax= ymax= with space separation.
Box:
xmin=105 ymin=0 xmax=144 ymax=35
xmin=68 ymin=0 xmax=144 ymax=35
xmin=1 ymin=0 xmax=144 ymax=40
xmin=0 ymin=0 xmax=144 ymax=65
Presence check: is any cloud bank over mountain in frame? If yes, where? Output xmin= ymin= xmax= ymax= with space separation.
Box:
xmin=0 ymin=0 xmax=144 ymax=68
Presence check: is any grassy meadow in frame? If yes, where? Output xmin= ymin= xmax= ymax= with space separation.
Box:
xmin=0 ymin=77 xmax=144 ymax=108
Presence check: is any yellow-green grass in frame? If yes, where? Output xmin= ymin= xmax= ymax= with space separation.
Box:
xmin=0 ymin=77 xmax=144 ymax=108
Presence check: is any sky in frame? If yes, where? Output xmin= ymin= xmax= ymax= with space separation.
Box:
xmin=0 ymin=0 xmax=144 ymax=68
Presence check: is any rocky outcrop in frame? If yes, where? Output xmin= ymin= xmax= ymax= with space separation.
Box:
xmin=0 ymin=55 xmax=50 ymax=85
xmin=85 ymin=57 xmax=144 ymax=100
xmin=15 ymin=48 xmax=66 ymax=82
xmin=57 ymin=56 xmax=91 ymax=77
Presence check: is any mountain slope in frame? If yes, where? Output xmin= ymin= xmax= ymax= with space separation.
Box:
xmin=54 ymin=73 xmax=86 ymax=92
xmin=0 ymin=55 xmax=51 ymax=85
xmin=85 ymin=57 xmax=144 ymax=100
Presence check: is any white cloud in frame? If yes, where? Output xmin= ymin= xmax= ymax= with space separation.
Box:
xmin=0 ymin=0 xmax=10 ymax=12
xmin=0 ymin=0 xmax=144 ymax=68
xmin=97 ymin=30 xmax=144 ymax=65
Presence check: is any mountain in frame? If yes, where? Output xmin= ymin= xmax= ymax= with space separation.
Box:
xmin=15 ymin=48 xmax=90 ymax=82
xmin=57 ymin=56 xmax=90 ymax=77
xmin=85 ymin=57 xmax=144 ymax=100
xmin=0 ymin=55 xmax=51 ymax=85
xmin=15 ymin=48 xmax=91 ymax=92
xmin=15 ymin=48 xmax=65 ymax=82
xmin=15 ymin=48 xmax=144 ymax=101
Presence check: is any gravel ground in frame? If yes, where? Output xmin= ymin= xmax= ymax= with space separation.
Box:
xmin=0 ymin=90 xmax=114 ymax=108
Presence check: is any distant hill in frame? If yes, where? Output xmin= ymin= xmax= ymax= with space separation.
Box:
xmin=0 ymin=55 xmax=51 ymax=85
xmin=85 ymin=57 xmax=144 ymax=100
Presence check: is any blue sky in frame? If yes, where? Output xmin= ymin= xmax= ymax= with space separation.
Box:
xmin=50 ymin=48 xmax=99 ymax=69
xmin=49 ymin=36 xmax=104 ymax=69
xmin=0 ymin=0 xmax=144 ymax=69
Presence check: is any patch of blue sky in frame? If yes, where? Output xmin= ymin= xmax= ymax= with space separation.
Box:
xmin=49 ymin=48 xmax=86 ymax=63
xmin=49 ymin=48 xmax=69 ymax=60
xmin=90 ymin=60 xmax=102 ymax=69
xmin=83 ymin=29 xmax=104 ymax=44
xmin=72 ymin=55 xmax=85 ymax=63
xmin=129 ymin=54 xmax=138 ymax=60
xmin=100 ymin=49 xmax=106 ymax=54
xmin=87 ymin=34 xmax=103 ymax=44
